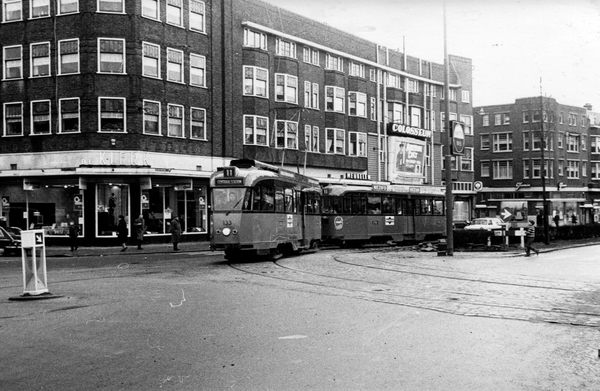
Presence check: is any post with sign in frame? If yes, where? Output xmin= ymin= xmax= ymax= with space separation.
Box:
xmin=20 ymin=230 xmax=49 ymax=296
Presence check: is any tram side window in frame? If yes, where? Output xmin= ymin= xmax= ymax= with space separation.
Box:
xmin=405 ymin=199 xmax=415 ymax=216
xmin=368 ymin=195 xmax=381 ymax=214
xmin=259 ymin=185 xmax=275 ymax=211
xmin=322 ymin=196 xmax=341 ymax=214
xmin=303 ymin=192 xmax=319 ymax=214
xmin=432 ymin=199 xmax=444 ymax=215
xmin=418 ymin=199 xmax=432 ymax=215
xmin=382 ymin=196 xmax=394 ymax=214
xmin=352 ymin=194 xmax=366 ymax=214
xmin=284 ymin=188 xmax=294 ymax=213
xmin=275 ymin=186 xmax=284 ymax=212
xmin=396 ymin=198 xmax=405 ymax=215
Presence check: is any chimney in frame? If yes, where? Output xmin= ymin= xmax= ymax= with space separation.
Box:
xmin=584 ymin=103 xmax=593 ymax=111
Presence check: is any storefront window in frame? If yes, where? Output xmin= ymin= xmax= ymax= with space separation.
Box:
xmin=97 ymin=184 xmax=129 ymax=236
xmin=141 ymin=185 xmax=207 ymax=235
xmin=1 ymin=183 xmax=84 ymax=237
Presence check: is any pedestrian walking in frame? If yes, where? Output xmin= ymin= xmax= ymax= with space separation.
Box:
xmin=117 ymin=215 xmax=128 ymax=252
xmin=170 ymin=216 xmax=182 ymax=251
xmin=134 ymin=214 xmax=145 ymax=250
xmin=525 ymin=220 xmax=539 ymax=257
xmin=68 ymin=221 xmax=78 ymax=252
xmin=553 ymin=214 xmax=560 ymax=227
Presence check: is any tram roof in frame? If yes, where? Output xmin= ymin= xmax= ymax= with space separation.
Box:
xmin=211 ymin=159 xmax=320 ymax=188
xmin=323 ymin=183 xmax=445 ymax=197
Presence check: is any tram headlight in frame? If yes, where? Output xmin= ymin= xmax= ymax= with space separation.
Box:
xmin=222 ymin=227 xmax=231 ymax=236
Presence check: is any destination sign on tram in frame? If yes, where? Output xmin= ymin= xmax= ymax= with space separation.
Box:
xmin=215 ymin=178 xmax=243 ymax=186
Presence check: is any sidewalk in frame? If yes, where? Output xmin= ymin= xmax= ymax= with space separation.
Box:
xmin=40 ymin=241 xmax=214 ymax=258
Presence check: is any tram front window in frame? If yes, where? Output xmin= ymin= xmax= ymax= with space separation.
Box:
xmin=213 ymin=188 xmax=247 ymax=211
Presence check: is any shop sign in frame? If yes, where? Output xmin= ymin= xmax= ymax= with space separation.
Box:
xmin=387 ymin=123 xmax=432 ymax=139
xmin=80 ymin=152 xmax=150 ymax=166
xmin=1 ymin=196 xmax=9 ymax=208
xmin=140 ymin=177 xmax=152 ymax=190
xmin=174 ymin=181 xmax=193 ymax=191
xmin=515 ymin=182 xmax=531 ymax=191
xmin=345 ymin=173 xmax=370 ymax=180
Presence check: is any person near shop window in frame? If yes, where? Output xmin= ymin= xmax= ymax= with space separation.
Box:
xmin=108 ymin=193 xmax=117 ymax=228
xmin=170 ymin=216 xmax=182 ymax=251
xmin=68 ymin=221 xmax=78 ymax=252
xmin=117 ymin=215 xmax=128 ymax=252
xmin=134 ymin=214 xmax=145 ymax=250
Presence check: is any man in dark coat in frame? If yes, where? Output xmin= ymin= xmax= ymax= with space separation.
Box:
xmin=170 ymin=216 xmax=182 ymax=251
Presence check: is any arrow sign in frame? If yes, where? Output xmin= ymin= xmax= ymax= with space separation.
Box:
xmin=501 ymin=208 xmax=512 ymax=220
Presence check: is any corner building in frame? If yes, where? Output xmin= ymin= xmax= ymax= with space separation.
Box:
xmin=0 ymin=0 xmax=473 ymax=245
xmin=473 ymin=97 xmax=600 ymax=226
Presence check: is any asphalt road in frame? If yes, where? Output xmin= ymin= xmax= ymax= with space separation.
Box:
xmin=2 ymin=245 xmax=600 ymax=390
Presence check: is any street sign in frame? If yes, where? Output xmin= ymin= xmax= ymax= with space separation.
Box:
xmin=501 ymin=208 xmax=513 ymax=221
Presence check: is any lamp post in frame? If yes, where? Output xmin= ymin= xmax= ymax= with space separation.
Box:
xmin=443 ymin=0 xmax=454 ymax=255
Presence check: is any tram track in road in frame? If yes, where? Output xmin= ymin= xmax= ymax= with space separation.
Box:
xmin=228 ymin=250 xmax=600 ymax=328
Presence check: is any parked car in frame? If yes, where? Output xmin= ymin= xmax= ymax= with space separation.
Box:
xmin=0 ymin=226 xmax=21 ymax=256
xmin=463 ymin=218 xmax=506 ymax=231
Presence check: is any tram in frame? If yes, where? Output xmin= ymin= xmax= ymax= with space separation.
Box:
xmin=210 ymin=159 xmax=322 ymax=259
xmin=321 ymin=183 xmax=446 ymax=246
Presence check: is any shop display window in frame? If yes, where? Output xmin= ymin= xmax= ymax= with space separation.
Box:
xmin=97 ymin=184 xmax=129 ymax=236
xmin=141 ymin=185 xmax=207 ymax=235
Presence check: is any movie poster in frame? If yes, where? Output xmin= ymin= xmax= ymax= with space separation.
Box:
xmin=389 ymin=137 xmax=426 ymax=182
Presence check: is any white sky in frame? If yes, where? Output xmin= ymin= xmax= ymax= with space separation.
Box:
xmin=260 ymin=0 xmax=600 ymax=110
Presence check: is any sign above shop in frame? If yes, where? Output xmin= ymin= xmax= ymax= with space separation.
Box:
xmin=345 ymin=173 xmax=370 ymax=180
xmin=386 ymin=123 xmax=432 ymax=139
xmin=80 ymin=152 xmax=150 ymax=167
xmin=515 ymin=182 xmax=531 ymax=191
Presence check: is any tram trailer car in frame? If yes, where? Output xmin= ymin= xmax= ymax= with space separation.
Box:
xmin=321 ymin=184 xmax=446 ymax=246
xmin=210 ymin=160 xmax=322 ymax=260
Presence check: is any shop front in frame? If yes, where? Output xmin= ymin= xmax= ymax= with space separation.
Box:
xmin=0 ymin=151 xmax=224 ymax=245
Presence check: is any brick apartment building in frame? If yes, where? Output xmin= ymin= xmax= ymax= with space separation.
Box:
xmin=0 ymin=0 xmax=473 ymax=245
xmin=473 ymin=97 xmax=600 ymax=227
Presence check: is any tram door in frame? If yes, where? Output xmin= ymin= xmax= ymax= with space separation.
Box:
xmin=404 ymin=199 xmax=416 ymax=235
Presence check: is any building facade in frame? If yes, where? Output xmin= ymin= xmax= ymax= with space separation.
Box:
xmin=0 ymin=0 xmax=473 ymax=245
xmin=473 ymin=97 xmax=599 ymax=227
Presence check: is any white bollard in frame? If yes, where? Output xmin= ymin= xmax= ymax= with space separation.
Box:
xmin=20 ymin=230 xmax=48 ymax=296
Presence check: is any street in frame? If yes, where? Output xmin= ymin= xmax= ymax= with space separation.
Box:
xmin=1 ymin=245 xmax=600 ymax=390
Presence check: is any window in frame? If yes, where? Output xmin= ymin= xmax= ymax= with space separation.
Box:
xmin=348 ymin=132 xmax=366 ymax=157
xmin=370 ymin=97 xmax=376 ymax=121
xmin=59 ymin=39 xmax=79 ymax=74
xmin=523 ymin=159 xmax=530 ymax=178
xmin=567 ymin=160 xmax=579 ymax=179
xmin=449 ymin=89 xmax=457 ymax=101
xmin=167 ymin=48 xmax=183 ymax=82
xmin=582 ymin=161 xmax=587 ymax=177
xmin=533 ymin=111 xmax=541 ymax=122
xmin=4 ymin=102 xmax=23 ymax=136
xmin=503 ymin=113 xmax=510 ymax=125
xmin=243 ymin=66 xmax=268 ymax=98
xmin=388 ymin=102 xmax=403 ymax=124
xmin=494 ymin=113 xmax=502 ymax=125
xmin=461 ymin=148 xmax=473 ymax=171
xmin=189 ymin=0 xmax=205 ymax=32
xmin=567 ymin=133 xmax=580 ymax=152
xmin=348 ymin=92 xmax=366 ymax=117
xmin=312 ymin=126 xmax=320 ymax=152
xmin=441 ymin=146 xmax=457 ymax=170
xmin=3 ymin=45 xmax=22 ymax=79
xmin=581 ymin=135 xmax=587 ymax=151
xmin=99 ymin=98 xmax=125 ymax=132
xmin=326 ymin=54 xmax=343 ymax=72
xmin=349 ymin=62 xmax=364 ymax=78
xmin=410 ymin=106 xmax=421 ymax=127
xmin=3 ymin=0 xmax=22 ymax=21
xmin=142 ymin=42 xmax=160 ymax=78
xmin=190 ymin=54 xmax=205 ymax=87
xmin=275 ymin=120 xmax=298 ymax=149
xmin=559 ymin=112 xmax=564 ymax=124
xmin=326 ymin=86 xmax=345 ymax=112
xmin=388 ymin=74 xmax=402 ymax=88
xmin=493 ymin=160 xmax=513 ymax=179
xmin=166 ymin=0 xmax=182 ymax=26
xmin=167 ymin=104 xmax=184 ymax=137
xmin=304 ymin=125 xmax=311 ymax=152
xmin=326 ymin=128 xmax=345 ymax=154
xmin=190 ymin=107 xmax=206 ymax=140
xmin=98 ymin=38 xmax=125 ymax=73
xmin=558 ymin=160 xmax=564 ymax=176
xmin=31 ymin=100 xmax=51 ymax=135
xmin=523 ymin=131 xmax=530 ymax=151
xmin=31 ymin=0 xmax=49 ymax=18
xmin=141 ymin=0 xmax=158 ymax=19
xmin=532 ymin=159 xmax=541 ymax=178
xmin=459 ymin=115 xmax=473 ymax=135
xmin=482 ymin=114 xmax=489 ymax=127
xmin=493 ymin=133 xmax=512 ymax=152
xmin=369 ymin=68 xmax=377 ymax=82
xmin=592 ymin=136 xmax=600 ymax=153
xmin=243 ymin=28 xmax=266 ymax=50
xmin=276 ymin=39 xmax=296 ymax=58
xmin=275 ymin=74 xmax=298 ymax=103
xmin=243 ymin=115 xmax=268 ymax=146
xmin=461 ymin=90 xmax=470 ymax=103
xmin=98 ymin=0 xmax=123 ymax=13
xmin=302 ymin=47 xmax=319 ymax=66
xmin=31 ymin=42 xmax=50 ymax=77
xmin=558 ymin=132 xmax=564 ymax=149
xmin=481 ymin=161 xmax=490 ymax=177
xmin=304 ymin=82 xmax=319 ymax=109
xmin=407 ymin=79 xmax=418 ymax=93
xmin=59 ymin=98 xmax=79 ymax=133
xmin=58 ymin=0 xmax=77 ymax=13
xmin=143 ymin=100 xmax=160 ymax=135
xmin=440 ymin=112 xmax=457 ymax=131
xmin=592 ymin=162 xmax=600 ymax=179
